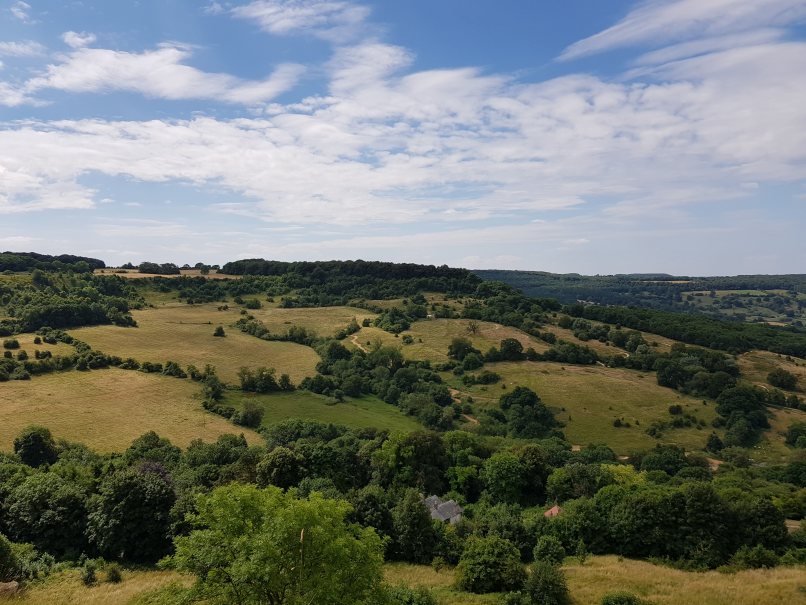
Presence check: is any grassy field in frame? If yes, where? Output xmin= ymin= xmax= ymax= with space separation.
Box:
xmin=4 ymin=332 xmax=75 ymax=357
xmin=449 ymin=361 xmax=717 ymax=453
xmin=0 ymin=570 xmax=191 ymax=605
xmin=385 ymin=557 xmax=806 ymax=605
xmin=544 ymin=322 xmax=681 ymax=356
xmin=227 ymin=390 xmax=422 ymax=432
xmin=738 ymin=350 xmax=806 ymax=392
xmin=0 ymin=369 xmax=261 ymax=452
xmin=69 ymin=304 xmax=320 ymax=384
xmin=4 ymin=557 xmax=804 ymax=605
xmin=94 ymin=268 xmax=240 ymax=280
xmin=752 ymin=406 xmax=806 ymax=463
xmin=247 ymin=305 xmax=376 ymax=338
xmin=347 ymin=319 xmax=549 ymax=363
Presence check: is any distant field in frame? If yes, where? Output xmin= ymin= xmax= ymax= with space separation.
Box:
xmin=738 ymin=350 xmax=806 ymax=391
xmin=0 ymin=369 xmax=261 ymax=452
xmin=449 ymin=361 xmax=717 ymax=453
xmin=247 ymin=305 xmax=376 ymax=338
xmin=94 ymin=268 xmax=240 ymax=280
xmin=347 ymin=319 xmax=548 ymax=363
xmin=4 ymin=332 xmax=75 ymax=357
xmin=227 ymin=391 xmax=422 ymax=432
xmin=754 ymin=406 xmax=806 ymax=464
xmin=69 ymin=304 xmax=320 ymax=384
xmin=385 ymin=557 xmax=806 ymax=605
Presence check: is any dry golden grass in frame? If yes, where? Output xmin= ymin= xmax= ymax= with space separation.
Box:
xmin=5 ymin=333 xmax=75 ymax=357
xmin=0 ymin=570 xmax=191 ymax=605
xmin=451 ymin=361 xmax=717 ymax=453
xmin=384 ymin=558 xmax=806 ymax=605
xmin=247 ymin=305 xmax=376 ymax=338
xmin=69 ymin=304 xmax=320 ymax=384
xmin=753 ymin=406 xmax=806 ymax=463
xmin=544 ymin=323 xmax=680 ymax=357
xmin=563 ymin=555 xmax=806 ymax=605
xmin=738 ymin=350 xmax=806 ymax=392
xmin=347 ymin=319 xmax=548 ymax=363
xmin=0 ymin=368 xmax=261 ymax=452
xmin=94 ymin=268 xmax=239 ymax=280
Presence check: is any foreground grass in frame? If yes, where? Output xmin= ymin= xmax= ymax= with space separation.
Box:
xmin=0 ymin=368 xmax=261 ymax=452
xmin=5 ymin=558 xmax=804 ymax=605
xmin=0 ymin=570 xmax=191 ymax=605
xmin=564 ymin=555 xmax=806 ymax=605
xmin=451 ymin=361 xmax=718 ymax=453
xmin=227 ymin=390 xmax=422 ymax=432
xmin=386 ymin=557 xmax=806 ymax=605
xmin=69 ymin=304 xmax=320 ymax=384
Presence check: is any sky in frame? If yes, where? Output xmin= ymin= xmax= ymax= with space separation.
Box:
xmin=0 ymin=0 xmax=805 ymax=275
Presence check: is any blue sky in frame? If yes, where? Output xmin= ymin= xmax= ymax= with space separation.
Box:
xmin=1 ymin=0 xmax=805 ymax=274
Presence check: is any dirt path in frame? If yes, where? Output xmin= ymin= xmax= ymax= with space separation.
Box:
xmin=461 ymin=414 xmax=479 ymax=425
xmin=350 ymin=334 xmax=369 ymax=353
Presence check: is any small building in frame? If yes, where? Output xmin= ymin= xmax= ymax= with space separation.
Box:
xmin=424 ymin=495 xmax=463 ymax=524
xmin=543 ymin=504 xmax=563 ymax=518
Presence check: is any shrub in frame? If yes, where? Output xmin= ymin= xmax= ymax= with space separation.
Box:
xmin=2 ymin=339 xmax=20 ymax=350
xmin=13 ymin=426 xmax=58 ymax=467
xmin=533 ymin=536 xmax=566 ymax=565
xmin=384 ymin=585 xmax=438 ymax=605
xmin=213 ymin=326 xmax=226 ymax=337
xmin=455 ymin=536 xmax=525 ymax=594
xmin=730 ymin=545 xmax=779 ymax=569
xmin=600 ymin=592 xmax=652 ymax=605
xmin=81 ymin=561 xmax=97 ymax=586
xmin=523 ymin=560 xmax=570 ymax=605
xmin=105 ymin=562 xmax=123 ymax=583
xmin=768 ymin=368 xmax=797 ymax=391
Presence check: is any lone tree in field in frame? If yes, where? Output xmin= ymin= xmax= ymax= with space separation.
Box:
xmin=170 ymin=484 xmax=384 ymax=605
xmin=768 ymin=368 xmax=797 ymax=391
xmin=13 ymin=426 xmax=58 ymax=467
xmin=213 ymin=326 xmax=225 ymax=337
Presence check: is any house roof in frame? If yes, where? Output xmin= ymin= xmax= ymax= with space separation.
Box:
xmin=544 ymin=504 xmax=563 ymax=518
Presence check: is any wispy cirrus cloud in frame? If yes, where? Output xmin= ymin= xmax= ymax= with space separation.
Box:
xmin=0 ymin=40 xmax=45 ymax=57
xmin=232 ymin=0 xmax=371 ymax=42
xmin=23 ymin=43 xmax=304 ymax=105
xmin=559 ymin=0 xmax=806 ymax=61
xmin=10 ymin=1 xmax=34 ymax=24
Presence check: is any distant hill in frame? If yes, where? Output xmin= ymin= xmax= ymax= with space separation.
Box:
xmin=0 ymin=251 xmax=105 ymax=272
xmin=474 ymin=269 xmax=806 ymax=328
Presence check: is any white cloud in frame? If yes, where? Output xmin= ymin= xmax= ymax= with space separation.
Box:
xmin=10 ymin=1 xmax=33 ymax=23
xmin=204 ymin=2 xmax=226 ymax=15
xmin=1 ymin=29 xmax=804 ymax=223
xmin=0 ymin=40 xmax=45 ymax=57
xmin=560 ymin=0 xmax=806 ymax=61
xmin=24 ymin=43 xmax=304 ymax=105
xmin=233 ymin=0 xmax=371 ymax=42
xmin=61 ymin=31 xmax=97 ymax=49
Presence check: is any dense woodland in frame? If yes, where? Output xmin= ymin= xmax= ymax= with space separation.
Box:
xmin=479 ymin=270 xmax=806 ymax=327
xmin=0 ymin=258 xmax=805 ymax=604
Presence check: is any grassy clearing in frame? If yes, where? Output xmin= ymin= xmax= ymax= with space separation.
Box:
xmin=347 ymin=319 xmax=548 ymax=363
xmin=738 ymin=350 xmax=806 ymax=392
xmin=0 ymin=570 xmax=191 ymax=605
xmin=69 ymin=304 xmax=319 ymax=384
xmin=449 ymin=361 xmax=717 ymax=453
xmin=247 ymin=305 xmax=376 ymax=338
xmin=753 ymin=406 xmax=806 ymax=464
xmin=384 ymin=558 xmax=806 ymax=605
xmin=563 ymin=555 xmax=806 ymax=605
xmin=94 ymin=268 xmax=239 ymax=280
xmin=227 ymin=390 xmax=422 ymax=432
xmin=4 ymin=332 xmax=75 ymax=357
xmin=544 ymin=322 xmax=681 ymax=356
xmin=0 ymin=368 xmax=261 ymax=452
